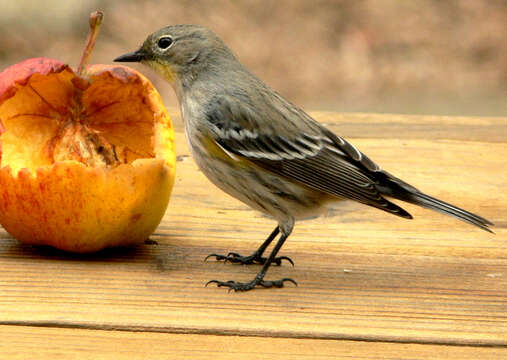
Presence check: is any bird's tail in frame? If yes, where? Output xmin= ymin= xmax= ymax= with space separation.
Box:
xmin=377 ymin=173 xmax=494 ymax=233
xmin=398 ymin=191 xmax=493 ymax=233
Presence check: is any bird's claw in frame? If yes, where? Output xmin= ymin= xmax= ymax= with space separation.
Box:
xmin=204 ymin=253 xmax=228 ymax=262
xmin=204 ymin=252 xmax=294 ymax=266
xmin=272 ymin=256 xmax=294 ymax=266
xmin=205 ymin=277 xmax=297 ymax=292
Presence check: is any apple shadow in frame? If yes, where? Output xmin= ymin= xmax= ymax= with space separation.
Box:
xmin=0 ymin=236 xmax=157 ymax=262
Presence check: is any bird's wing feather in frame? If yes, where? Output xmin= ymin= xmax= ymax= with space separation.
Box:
xmin=205 ymin=93 xmax=412 ymax=218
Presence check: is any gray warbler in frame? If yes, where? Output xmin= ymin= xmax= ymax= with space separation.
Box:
xmin=115 ymin=25 xmax=493 ymax=292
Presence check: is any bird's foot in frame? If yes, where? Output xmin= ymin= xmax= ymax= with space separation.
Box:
xmin=206 ymin=277 xmax=297 ymax=292
xmin=205 ymin=252 xmax=294 ymax=266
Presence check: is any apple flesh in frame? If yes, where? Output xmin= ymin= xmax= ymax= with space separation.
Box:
xmin=0 ymin=58 xmax=176 ymax=252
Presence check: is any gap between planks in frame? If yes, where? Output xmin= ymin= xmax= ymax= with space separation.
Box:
xmin=1 ymin=320 xmax=506 ymax=348
xmin=2 ymin=325 xmax=506 ymax=360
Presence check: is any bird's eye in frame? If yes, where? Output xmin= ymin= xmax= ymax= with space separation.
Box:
xmin=157 ymin=36 xmax=173 ymax=50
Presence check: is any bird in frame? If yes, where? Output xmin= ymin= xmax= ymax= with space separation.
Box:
xmin=114 ymin=25 xmax=493 ymax=291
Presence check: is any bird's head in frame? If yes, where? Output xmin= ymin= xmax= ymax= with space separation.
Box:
xmin=114 ymin=25 xmax=234 ymax=86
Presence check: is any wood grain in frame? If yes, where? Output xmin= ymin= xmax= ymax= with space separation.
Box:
xmin=1 ymin=112 xmax=506 ymax=357
xmin=1 ymin=325 xmax=506 ymax=360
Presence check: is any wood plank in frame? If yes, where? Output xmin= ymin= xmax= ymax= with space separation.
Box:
xmin=1 ymin=113 xmax=506 ymax=346
xmin=169 ymin=109 xmax=507 ymax=142
xmin=312 ymin=112 xmax=507 ymax=142
xmin=1 ymin=325 xmax=506 ymax=360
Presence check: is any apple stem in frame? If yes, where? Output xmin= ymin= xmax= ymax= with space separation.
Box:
xmin=77 ymin=11 xmax=104 ymax=77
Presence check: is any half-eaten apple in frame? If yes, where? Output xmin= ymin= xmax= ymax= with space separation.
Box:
xmin=0 ymin=12 xmax=175 ymax=252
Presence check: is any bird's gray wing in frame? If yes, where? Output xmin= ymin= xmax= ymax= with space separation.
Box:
xmin=205 ymin=94 xmax=412 ymax=218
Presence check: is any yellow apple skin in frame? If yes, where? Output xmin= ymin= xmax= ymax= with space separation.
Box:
xmin=0 ymin=58 xmax=176 ymax=252
xmin=0 ymin=160 xmax=172 ymax=252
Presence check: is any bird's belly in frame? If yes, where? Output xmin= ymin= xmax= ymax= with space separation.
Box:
xmin=188 ymin=139 xmax=334 ymax=222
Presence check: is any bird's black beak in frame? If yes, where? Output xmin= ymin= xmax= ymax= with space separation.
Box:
xmin=114 ymin=49 xmax=147 ymax=63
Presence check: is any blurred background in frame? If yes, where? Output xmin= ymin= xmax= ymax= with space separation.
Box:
xmin=1 ymin=0 xmax=506 ymax=116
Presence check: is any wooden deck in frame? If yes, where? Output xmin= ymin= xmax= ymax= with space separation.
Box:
xmin=1 ymin=111 xmax=506 ymax=359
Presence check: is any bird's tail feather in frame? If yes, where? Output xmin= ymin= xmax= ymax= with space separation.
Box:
xmin=390 ymin=189 xmax=493 ymax=233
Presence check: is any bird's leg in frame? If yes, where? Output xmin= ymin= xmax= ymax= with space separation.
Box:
xmin=205 ymin=226 xmax=293 ymax=266
xmin=206 ymin=224 xmax=297 ymax=291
